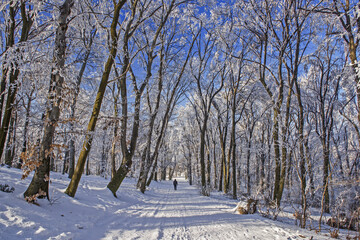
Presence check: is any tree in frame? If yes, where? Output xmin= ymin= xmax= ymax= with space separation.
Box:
xmin=213 ymin=91 xmax=230 ymax=193
xmin=133 ymin=0 xmax=179 ymax=193
xmin=65 ymin=0 xmax=127 ymax=197
xmin=288 ymin=0 xmax=316 ymax=225
xmin=189 ymin=23 xmax=224 ymax=196
xmin=24 ymin=0 xmax=75 ymax=200
xmin=314 ymin=0 xmax=360 ymax=212
xmin=67 ymin=22 xmax=96 ymax=179
xmin=107 ymin=0 xmax=170 ymax=197
xmin=307 ymin=31 xmax=343 ymax=214
xmin=0 ymin=0 xmax=34 ymax=162
xmin=18 ymin=83 xmax=35 ymax=169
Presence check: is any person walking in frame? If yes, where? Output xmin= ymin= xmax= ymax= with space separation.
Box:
xmin=173 ymin=179 xmax=178 ymax=190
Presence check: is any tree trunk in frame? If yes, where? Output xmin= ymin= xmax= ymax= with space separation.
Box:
xmin=138 ymin=43 xmax=164 ymax=193
xmin=187 ymin=151 xmax=192 ymax=185
xmin=86 ymin=155 xmax=90 ymax=176
xmin=246 ymin=134 xmax=252 ymax=195
xmin=212 ymin=138 xmax=217 ymax=189
xmin=4 ymin=113 xmax=16 ymax=166
xmin=137 ymin=147 xmax=148 ymax=189
xmin=295 ymin=72 xmax=307 ymax=227
xmin=276 ymin=66 xmax=295 ymax=206
xmin=62 ymin=129 xmax=69 ymax=174
xmin=215 ymin=104 xmax=228 ymax=192
xmin=219 ymin=152 xmax=224 ymax=192
xmin=206 ymin=134 xmax=211 ymax=188
xmin=68 ymin=137 xmax=75 ymax=179
xmin=100 ymin=132 xmax=108 ymax=177
xmin=110 ymin=124 xmax=118 ymax=179
xmin=224 ymin=136 xmax=232 ymax=194
xmin=0 ymin=1 xmax=16 ymax=127
xmin=107 ymin=155 xmax=131 ymax=197
xmin=169 ymin=166 xmax=175 ymax=180
xmin=147 ymin=152 xmax=159 ymax=186
xmin=199 ymin=119 xmax=208 ymax=195
xmin=110 ymin=82 xmax=119 ymax=180
xmin=231 ymin=111 xmax=237 ymax=199
xmin=161 ymin=163 xmax=166 ymax=181
xmin=107 ymin=82 xmax=143 ymax=196
xmin=24 ymin=0 xmax=74 ymax=200
xmin=19 ymin=90 xmax=34 ymax=169
xmin=260 ymin=151 xmax=266 ymax=194
xmin=322 ymin=138 xmax=330 ymax=213
xmin=304 ymin=137 xmax=314 ymax=198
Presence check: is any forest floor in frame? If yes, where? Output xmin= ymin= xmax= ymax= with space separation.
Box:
xmin=0 ymin=166 xmax=357 ymax=240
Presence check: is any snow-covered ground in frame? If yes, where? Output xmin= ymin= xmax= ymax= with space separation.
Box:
xmin=0 ymin=166 xmax=356 ymax=239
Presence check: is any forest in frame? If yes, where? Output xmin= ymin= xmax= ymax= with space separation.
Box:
xmin=0 ymin=0 xmax=359 ymax=232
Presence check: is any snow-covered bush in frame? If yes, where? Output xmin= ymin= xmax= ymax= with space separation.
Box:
xmin=328 ymin=185 xmax=360 ymax=231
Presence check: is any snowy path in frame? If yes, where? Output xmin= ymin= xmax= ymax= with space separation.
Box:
xmin=88 ymin=178 xmax=322 ymax=240
xmin=0 ymin=168 xmax=336 ymax=240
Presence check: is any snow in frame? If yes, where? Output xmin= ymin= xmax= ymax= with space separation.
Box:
xmin=0 ymin=166 xmax=353 ymax=240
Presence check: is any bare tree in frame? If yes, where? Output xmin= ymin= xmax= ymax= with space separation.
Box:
xmin=0 ymin=1 xmax=34 ymax=162
xmin=189 ymin=24 xmax=224 ymax=196
xmin=107 ymin=0 xmax=171 ymax=197
xmin=65 ymin=0 xmax=127 ymax=197
xmin=24 ymin=0 xmax=75 ymax=200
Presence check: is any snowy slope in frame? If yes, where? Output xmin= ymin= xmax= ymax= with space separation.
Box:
xmin=0 ymin=166 xmax=353 ymax=239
